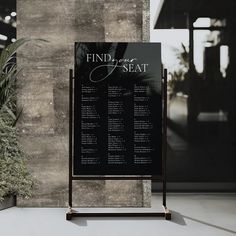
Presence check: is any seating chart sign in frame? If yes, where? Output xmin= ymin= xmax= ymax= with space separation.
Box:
xmin=73 ymin=42 xmax=162 ymax=175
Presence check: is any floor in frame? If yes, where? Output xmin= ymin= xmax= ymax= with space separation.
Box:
xmin=0 ymin=194 xmax=236 ymax=236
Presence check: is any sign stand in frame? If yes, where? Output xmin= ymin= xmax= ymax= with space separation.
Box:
xmin=66 ymin=68 xmax=171 ymax=221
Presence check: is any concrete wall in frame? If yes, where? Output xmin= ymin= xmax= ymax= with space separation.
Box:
xmin=17 ymin=0 xmax=151 ymax=207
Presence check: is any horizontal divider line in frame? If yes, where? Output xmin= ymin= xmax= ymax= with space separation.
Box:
xmin=71 ymin=176 xmax=163 ymax=180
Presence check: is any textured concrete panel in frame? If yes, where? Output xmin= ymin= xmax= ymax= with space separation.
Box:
xmin=17 ymin=0 xmax=151 ymax=207
xmin=17 ymin=69 xmax=55 ymax=135
xmin=104 ymin=0 xmax=142 ymax=42
xmin=142 ymin=0 xmax=150 ymax=42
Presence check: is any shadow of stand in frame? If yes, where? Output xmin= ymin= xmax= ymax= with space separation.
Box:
xmin=70 ymin=216 xmax=167 ymax=227
xmin=68 ymin=209 xmax=236 ymax=235
xmin=169 ymin=210 xmax=186 ymax=225
xmin=183 ymin=215 xmax=236 ymax=234
xmin=169 ymin=210 xmax=236 ymax=234
xmin=70 ymin=218 xmax=88 ymax=227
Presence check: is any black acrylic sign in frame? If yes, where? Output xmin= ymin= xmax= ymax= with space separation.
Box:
xmin=73 ymin=42 xmax=162 ymax=175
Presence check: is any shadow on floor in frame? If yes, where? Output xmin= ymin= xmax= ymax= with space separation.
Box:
xmin=183 ymin=215 xmax=236 ymax=234
xmin=170 ymin=210 xmax=186 ymax=225
xmin=170 ymin=210 xmax=236 ymax=234
xmin=69 ymin=216 xmax=169 ymax=227
xmin=68 ymin=210 xmax=186 ymax=227
xmin=69 ymin=210 xmax=236 ymax=234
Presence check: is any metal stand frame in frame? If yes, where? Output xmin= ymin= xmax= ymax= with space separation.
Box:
xmin=66 ymin=69 xmax=171 ymax=221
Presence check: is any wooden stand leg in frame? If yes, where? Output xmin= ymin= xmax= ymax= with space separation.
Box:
xmin=67 ymin=69 xmax=73 ymax=222
xmin=66 ymin=212 xmax=72 ymax=221
xmin=163 ymin=206 xmax=171 ymax=220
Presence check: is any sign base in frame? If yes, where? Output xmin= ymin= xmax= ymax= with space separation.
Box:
xmin=66 ymin=206 xmax=171 ymax=221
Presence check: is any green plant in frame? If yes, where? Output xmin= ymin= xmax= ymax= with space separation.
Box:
xmin=0 ymin=38 xmax=47 ymax=125
xmin=0 ymin=39 xmax=37 ymax=201
xmin=0 ymin=120 xmax=34 ymax=201
xmin=0 ymin=38 xmax=32 ymax=126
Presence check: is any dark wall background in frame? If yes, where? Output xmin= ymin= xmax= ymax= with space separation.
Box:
xmin=153 ymin=0 xmax=236 ymax=191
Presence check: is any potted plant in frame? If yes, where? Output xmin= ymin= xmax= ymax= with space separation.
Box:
xmin=0 ymin=39 xmax=34 ymax=210
xmin=0 ymin=121 xmax=34 ymax=210
xmin=168 ymin=43 xmax=189 ymax=98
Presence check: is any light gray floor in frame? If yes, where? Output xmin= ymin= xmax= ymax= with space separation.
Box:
xmin=0 ymin=194 xmax=236 ymax=236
